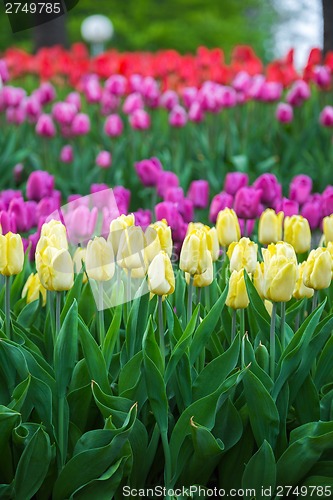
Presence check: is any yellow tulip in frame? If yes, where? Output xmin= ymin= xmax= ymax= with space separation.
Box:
xmin=185 ymin=251 xmax=213 ymax=287
xmin=303 ymin=247 xmax=332 ymax=290
xmin=108 ymin=213 xmax=135 ymax=255
xmin=147 ymin=251 xmax=175 ymax=296
xmin=216 ymin=208 xmax=241 ymax=247
xmin=22 ymin=273 xmax=46 ymax=305
xmin=73 ymin=247 xmax=88 ymax=283
xmin=179 ymin=228 xmax=211 ymax=276
xmin=323 ymin=215 xmax=333 ymax=245
xmin=0 ymin=232 xmax=24 ymax=276
xmin=38 ymin=219 xmax=68 ymax=250
xmin=227 ymin=237 xmax=258 ymax=274
xmin=262 ymin=249 xmax=297 ymax=302
xmin=226 ymin=269 xmax=249 ymax=309
xmin=284 ymin=215 xmax=311 ymax=253
xmin=36 ymin=246 xmax=74 ymax=291
xmin=258 ymin=209 xmax=284 ymax=245
xmin=264 ymin=241 xmax=297 ymax=265
xmin=293 ymin=262 xmax=314 ymax=299
xmin=86 ymin=237 xmax=115 ymax=281
xmin=145 ymin=219 xmax=173 ymax=263
xmin=253 ymin=261 xmax=265 ymax=299
xmin=187 ymin=223 xmax=219 ymax=261
xmin=117 ymin=226 xmax=147 ymax=277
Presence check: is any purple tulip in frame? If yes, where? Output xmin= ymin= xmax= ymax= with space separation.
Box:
xmin=301 ymin=197 xmax=322 ymax=229
xmin=319 ymin=106 xmax=333 ymax=127
xmin=71 ymin=113 xmax=90 ymax=136
xmin=0 ymin=210 xmax=17 ymax=234
xmin=133 ymin=209 xmax=152 ymax=229
xmin=13 ymin=163 xmax=24 ymax=184
xmin=113 ymin=186 xmax=131 ymax=214
xmin=8 ymin=198 xmax=30 ymax=232
xmin=60 ymin=145 xmax=74 ymax=163
xmin=105 ymin=75 xmax=127 ymax=96
xmin=28 ymin=232 xmax=39 ymax=260
xmin=224 ymin=172 xmax=249 ymax=196
xmin=289 ymin=174 xmax=312 ymax=205
xmin=239 ymin=218 xmax=255 ymax=237
xmin=104 ymin=114 xmax=123 ymax=137
xmin=322 ymin=186 xmax=333 ymax=216
xmin=188 ymin=101 xmax=204 ymax=123
xmin=129 ymin=109 xmax=151 ymax=130
xmin=26 ymin=171 xmax=54 ymax=201
xmin=100 ymin=91 xmax=120 ymax=115
xmin=0 ymin=189 xmax=23 ymax=209
xmin=155 ymin=201 xmax=185 ymax=241
xmin=96 ymin=151 xmax=112 ymax=169
xmin=36 ymin=197 xmax=59 ymax=219
xmin=164 ymin=187 xmax=184 ymax=204
xmin=135 ymin=157 xmax=163 ymax=187
xmin=209 ymin=191 xmax=234 ymax=222
xmin=187 ymin=180 xmax=209 ymax=209
xmin=0 ymin=59 xmax=9 ymax=84
xmin=275 ymin=197 xmax=299 ymax=217
xmin=36 ymin=114 xmax=56 ymax=138
xmin=157 ymin=171 xmax=179 ymax=198
xmin=234 ymin=187 xmax=262 ymax=219
xmin=253 ymin=173 xmax=281 ymax=206
xmin=276 ymin=103 xmax=293 ymax=124
xmin=180 ymin=198 xmax=194 ymax=223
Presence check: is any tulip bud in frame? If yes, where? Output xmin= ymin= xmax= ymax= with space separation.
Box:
xmin=284 ymin=215 xmax=311 ymax=253
xmin=180 ymin=228 xmax=211 ymax=276
xmin=303 ymin=248 xmax=332 ymax=290
xmin=185 ymin=251 xmax=213 ymax=288
xmin=226 ymin=269 xmax=249 ymax=309
xmin=36 ymin=246 xmax=74 ymax=291
xmin=0 ymin=232 xmax=24 ymax=276
xmin=258 ymin=209 xmax=284 ymax=245
xmin=227 ymin=237 xmax=258 ymax=274
xmin=145 ymin=219 xmax=173 ymax=263
xmin=323 ymin=215 xmax=333 ymax=244
xmin=86 ymin=237 xmax=115 ymax=282
xmin=255 ymin=342 xmax=269 ymax=372
xmin=293 ymin=262 xmax=314 ymax=299
xmin=22 ymin=273 xmax=47 ymax=305
xmin=262 ymin=246 xmax=297 ymax=302
xmin=108 ymin=214 xmax=135 ymax=255
xmin=148 ymin=251 xmax=175 ymax=296
xmin=216 ymin=208 xmax=241 ymax=247
xmin=187 ymin=223 xmax=219 ymax=262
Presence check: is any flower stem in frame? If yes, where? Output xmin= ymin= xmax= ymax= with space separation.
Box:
xmin=58 ymin=395 xmax=65 ymax=471
xmin=270 ymin=302 xmax=277 ymax=381
xmin=312 ymin=290 xmax=318 ymax=312
xmin=280 ymin=301 xmax=286 ymax=351
xmin=161 ymin=431 xmax=172 ymax=498
xmin=5 ymin=276 xmax=11 ymax=340
xmin=98 ymin=282 xmax=105 ymax=346
xmin=231 ymin=309 xmax=237 ymax=343
xmin=187 ymin=275 xmax=194 ymax=323
xmin=158 ymin=295 xmax=165 ymax=366
xmin=55 ymin=292 xmax=61 ymax=336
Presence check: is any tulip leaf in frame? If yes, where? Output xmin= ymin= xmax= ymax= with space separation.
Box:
xmin=60 ymin=272 xmax=83 ymax=322
xmin=294 ymin=375 xmax=320 ymax=424
xmin=243 ymin=369 xmax=280 ymax=448
xmin=315 ymin=334 xmax=333 ymax=389
xmin=102 ymin=305 xmax=122 ymax=371
xmin=214 ymin=397 xmax=243 ymax=452
xmin=0 ymin=406 xmax=21 ymax=483
xmin=126 ymin=285 xmax=149 ymax=359
xmin=242 ymin=440 xmax=276 ymax=498
xmin=14 ymin=426 xmax=52 ymax=500
xmin=17 ymin=299 xmax=41 ymax=329
xmin=244 ymin=271 xmax=271 ymax=338
xmin=91 ymin=381 xmax=132 ymax=427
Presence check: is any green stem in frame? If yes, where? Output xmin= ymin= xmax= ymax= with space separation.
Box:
xmin=240 ymin=308 xmax=245 ymax=338
xmin=161 ymin=431 xmax=172 ymax=497
xmin=98 ymin=282 xmax=105 ymax=346
xmin=158 ymin=296 xmax=165 ymax=367
xmin=270 ymin=302 xmax=277 ymax=381
xmin=5 ymin=276 xmax=11 ymax=340
xmin=48 ymin=291 xmax=56 ymax=344
xmin=241 ymin=333 xmax=247 ymax=369
xmin=58 ymin=395 xmax=65 ymax=471
xmin=187 ymin=275 xmax=194 ymax=323
xmin=231 ymin=309 xmax=237 ymax=343
xmin=280 ymin=301 xmax=286 ymax=351
xmin=312 ymin=290 xmax=318 ymax=312
xmin=55 ymin=292 xmax=61 ymax=336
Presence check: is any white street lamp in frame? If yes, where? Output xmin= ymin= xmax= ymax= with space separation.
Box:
xmin=81 ymin=15 xmax=114 ymax=56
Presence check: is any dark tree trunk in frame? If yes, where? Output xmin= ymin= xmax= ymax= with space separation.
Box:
xmin=34 ymin=15 xmax=69 ymax=51
xmin=322 ymin=0 xmax=333 ymax=54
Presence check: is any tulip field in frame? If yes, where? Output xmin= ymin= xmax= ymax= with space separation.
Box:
xmin=2 ymin=45 xmax=333 ymax=498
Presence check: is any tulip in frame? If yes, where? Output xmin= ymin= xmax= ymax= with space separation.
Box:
xmin=117 ymin=226 xmax=148 ymax=279
xmin=323 ymin=215 xmax=333 ymax=244
xmin=129 ymin=109 xmax=151 ymax=130
xmin=180 ymin=198 xmax=194 ymax=223
xmin=216 ymin=208 xmax=241 ymax=247
xmin=322 ymin=186 xmax=333 ymax=217
xmin=73 ymin=247 xmax=88 ymax=283
xmin=66 ymin=92 xmax=81 ymax=111
xmin=179 ymin=228 xmax=211 ymax=276
xmin=224 ymin=172 xmax=248 ymax=196
xmin=52 ymin=102 xmax=76 ymax=125
xmin=86 ymin=237 xmax=115 ymax=282
xmin=187 ymin=223 xmax=219 ymax=262
xmin=71 ymin=113 xmax=90 ymax=136
xmin=165 ymin=187 xmax=184 ymax=205
xmin=226 ymin=269 xmax=249 ymax=309
xmin=289 ymin=175 xmax=312 ymax=205
xmin=96 ymin=151 xmax=112 ymax=169
xmin=303 ymin=248 xmax=332 ymax=291
xmin=258 ymin=209 xmax=283 ymax=245
xmin=26 ymin=171 xmax=54 ymax=201
xmin=60 ymin=145 xmax=74 ymax=163
xmin=314 ymin=66 xmax=331 ymax=88
xmin=160 ymin=90 xmax=179 ymax=110
xmin=275 ymin=197 xmax=299 ymax=217
xmin=227 ymin=237 xmax=258 ymax=274
xmin=253 ymin=261 xmax=265 ymax=299
xmin=284 ymin=215 xmax=311 ymax=254
xmin=293 ymin=262 xmax=314 ymax=300
xmin=0 ymin=232 xmax=24 ymax=276
xmin=185 ymin=252 xmax=213 ymax=288
xmin=36 ymin=245 xmax=74 ymax=292
xmin=188 ymin=102 xmax=204 ymax=123
xmin=262 ymin=247 xmax=297 ymax=303
xmin=108 ymin=214 xmax=135 ymax=255
xmin=104 ymin=114 xmax=124 ymax=137
xmin=169 ymin=105 xmax=188 ymax=127
xmin=148 ymin=251 xmax=175 ymax=296
xmin=300 ymin=197 xmax=322 ymax=230
xmin=253 ymin=173 xmax=280 ymax=206
xmin=276 ymin=103 xmax=293 ymax=124
xmin=319 ymin=106 xmax=333 ymax=127
xmin=135 ymin=157 xmax=163 ymax=187
xmin=22 ymin=273 xmax=47 ymax=305
xmin=157 ymin=171 xmax=179 ymax=197
xmin=146 ymin=219 xmax=173 ymax=262
xmin=13 ymin=163 xmax=24 ymax=184
xmin=234 ymin=187 xmax=262 ymax=220
xmin=37 ymin=220 xmax=68 ymax=251
xmin=187 ymin=180 xmax=209 ymax=209
xmin=36 ymin=114 xmax=56 ymax=138
xmin=133 ymin=209 xmax=151 ymax=230
xmin=209 ymin=192 xmax=233 ymax=223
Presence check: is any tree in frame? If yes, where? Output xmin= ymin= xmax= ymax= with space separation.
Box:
xmin=322 ymin=0 xmax=333 ymax=54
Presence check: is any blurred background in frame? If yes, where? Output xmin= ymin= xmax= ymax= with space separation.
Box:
xmin=0 ymin=0 xmax=331 ymax=67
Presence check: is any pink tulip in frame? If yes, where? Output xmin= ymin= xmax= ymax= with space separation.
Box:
xmin=322 ymin=186 xmax=333 ymax=216
xmin=129 ymin=109 xmax=151 ymax=130
xmin=169 ymin=105 xmax=187 ymax=127
xmin=259 ymin=82 xmax=283 ymax=102
xmin=38 ymin=82 xmax=56 ymax=104
xmin=2 ymin=86 xmax=26 ymax=108
xmin=26 ymin=171 xmax=54 ymax=201
xmin=209 ymin=192 xmax=234 ymax=222
xmin=157 ymin=171 xmax=179 ymax=197
xmin=13 ymin=163 xmax=24 ymax=184
xmin=65 ymin=92 xmax=81 ymax=111
xmin=275 ymin=197 xmax=299 ymax=217
xmin=188 ymin=101 xmax=204 ymax=122
xmin=135 ymin=157 xmax=163 ymax=187
xmin=71 ymin=113 xmax=90 ymax=136
xmin=314 ymin=66 xmax=331 ymax=88
xmin=52 ymin=102 xmax=77 ymax=126
xmin=187 ymin=180 xmax=209 ymax=209
xmin=234 ymin=187 xmax=262 ymax=219
xmin=66 ymin=206 xmax=98 ymax=244
xmin=301 ymin=197 xmax=322 ymax=229
xmin=160 ymin=90 xmax=179 ymax=111
xmin=182 ymin=87 xmax=198 ymax=108
xmin=164 ymin=187 xmax=184 ymax=204
xmin=253 ymin=173 xmax=281 ymax=205
xmin=232 ymin=71 xmax=251 ymax=93
xmin=84 ymin=78 xmax=102 ymax=104
xmin=0 ymin=211 xmax=17 ymax=234
xmin=25 ymin=96 xmax=42 ymax=122
xmin=133 ymin=209 xmax=152 ymax=229
xmin=6 ymin=106 xmax=26 ymax=125
xmin=113 ymin=186 xmax=131 ymax=213
xmin=96 ymin=151 xmax=112 ymax=169
xmin=100 ymin=91 xmax=120 ymax=115
xmin=289 ymin=174 xmax=312 ymax=205
xmin=123 ymin=92 xmax=144 ymax=114
xmin=105 ymin=75 xmax=127 ymax=96
xmin=319 ymin=106 xmax=333 ymax=127
xmin=0 ymin=59 xmax=9 ymax=84
xmin=60 ymin=145 xmax=74 ymax=163
xmin=104 ymin=114 xmax=123 ymax=137
xmin=276 ymin=103 xmax=293 ymax=124
xmin=180 ymin=198 xmax=194 ymax=223
xmin=36 ymin=114 xmax=56 ymax=137
xmin=224 ymin=172 xmax=249 ymax=196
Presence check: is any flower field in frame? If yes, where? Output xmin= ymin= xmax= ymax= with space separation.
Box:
xmin=1 ymin=45 xmax=333 ymax=498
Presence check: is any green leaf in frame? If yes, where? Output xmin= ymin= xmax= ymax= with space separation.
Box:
xmin=14 ymin=427 xmax=52 ymax=500
xmin=102 ymin=305 xmax=122 ymax=371
xmin=242 ymin=440 xmax=276 ymax=499
xmin=17 ymin=299 xmax=41 ymax=329
xmin=0 ymin=406 xmax=21 ymax=482
xmin=243 ymin=369 xmax=280 ymax=448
